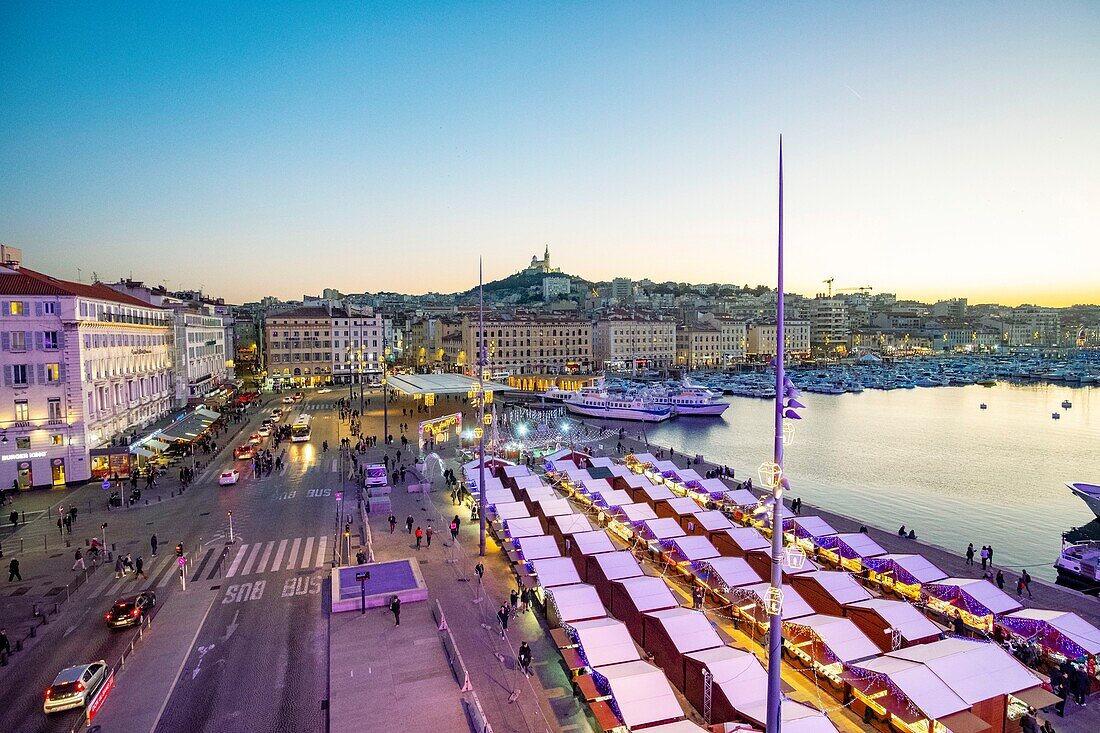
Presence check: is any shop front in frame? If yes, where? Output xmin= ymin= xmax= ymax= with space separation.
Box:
xmin=90 ymin=447 xmax=134 ymax=480
xmin=2 ymin=445 xmax=87 ymax=491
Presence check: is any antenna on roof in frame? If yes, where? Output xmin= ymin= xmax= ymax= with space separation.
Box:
xmin=76 ymin=268 xmax=82 ymax=283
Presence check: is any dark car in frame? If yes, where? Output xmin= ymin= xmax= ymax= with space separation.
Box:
xmin=104 ymin=591 xmax=156 ymax=629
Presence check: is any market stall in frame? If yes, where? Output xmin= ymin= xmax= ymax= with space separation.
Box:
xmin=483 ymin=488 xmax=518 ymax=507
xmin=789 ymin=570 xmax=874 ymax=616
xmin=610 ymin=576 xmax=681 ymax=644
xmin=637 ymin=518 xmax=687 ymax=545
xmin=614 ymin=471 xmax=656 ymax=498
xmin=592 ymin=489 xmax=634 ymax=512
xmin=491 ymin=501 xmax=531 ymax=523
xmin=744 ymin=544 xmax=820 ymax=581
xmin=682 ymin=646 xmax=768 ymax=726
xmin=861 ymin=554 xmax=948 ymax=601
xmin=718 ymin=489 xmax=763 ymax=523
xmin=520 ymin=485 xmax=560 ymax=512
xmin=625 ymin=452 xmax=660 ymax=471
xmin=513 ymin=474 xmax=549 ymax=492
xmin=738 ymin=700 xmax=839 ymax=733
xmin=570 ymin=617 xmax=643 ymax=670
xmin=711 ymin=526 xmax=770 ymax=558
xmin=680 ymin=509 xmax=734 ymax=539
xmin=530 ymin=556 xmax=583 ymax=591
xmin=680 ymin=476 xmax=731 ymax=504
xmin=550 ymin=514 xmax=596 ymax=552
xmin=633 ymin=483 xmax=677 ymax=510
xmin=590 ymin=659 xmax=687 ymax=731
xmin=567 ymin=530 xmax=617 ymax=571
xmin=586 ymin=551 xmax=645 ymax=604
xmin=502 ymin=516 xmax=546 ymax=541
xmin=545 ymin=583 xmax=608 ymax=628
xmin=692 ymin=557 xmax=762 ymax=602
xmin=660 ymin=535 xmax=721 ymax=571
xmin=816 ymin=532 xmax=888 ymax=573
xmin=922 ymin=578 xmax=1023 ymax=633
xmin=655 ymin=496 xmax=703 ymax=523
xmin=783 ymin=615 xmax=881 ymax=697
xmin=640 ymin=607 xmax=726 ymax=691
xmin=845 ymin=598 xmax=943 ymax=652
xmin=516 ymin=535 xmax=563 ymax=565
xmin=726 ymin=582 xmax=814 ymax=634
xmin=783 ymin=516 xmax=840 ymax=552
xmin=999 ymin=608 xmax=1100 ymax=681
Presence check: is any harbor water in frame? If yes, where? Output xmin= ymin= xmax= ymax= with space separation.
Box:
xmin=630 ymin=383 xmax=1099 ymax=582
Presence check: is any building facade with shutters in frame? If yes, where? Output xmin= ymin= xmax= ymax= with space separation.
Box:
xmin=461 ymin=316 xmax=592 ymax=376
xmin=0 ymin=265 xmax=174 ymax=489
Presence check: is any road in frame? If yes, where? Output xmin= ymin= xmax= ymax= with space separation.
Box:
xmin=0 ymin=391 xmax=347 ymax=733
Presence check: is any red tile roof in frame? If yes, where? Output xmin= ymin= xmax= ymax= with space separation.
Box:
xmin=0 ymin=268 xmax=165 ymax=309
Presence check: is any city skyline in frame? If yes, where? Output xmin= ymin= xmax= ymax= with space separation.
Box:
xmin=3 ymin=3 xmax=1098 ymax=305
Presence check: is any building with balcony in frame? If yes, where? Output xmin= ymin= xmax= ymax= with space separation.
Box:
xmin=746 ymin=320 xmax=811 ymax=360
xmin=592 ymin=312 xmax=676 ymax=372
xmin=461 ymin=316 xmax=591 ymax=376
xmin=675 ymin=324 xmax=721 ymax=369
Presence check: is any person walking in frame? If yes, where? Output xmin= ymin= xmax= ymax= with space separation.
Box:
xmin=425 ymin=524 xmax=433 ymax=548
xmin=980 ymin=546 xmax=989 ymax=570
xmin=414 ymin=526 xmax=423 ymax=550
xmin=517 ymin=641 xmax=533 ymax=677
xmin=8 ymin=510 xmax=17 ymax=529
xmin=115 ymin=554 xmax=125 ymax=579
xmin=475 ymin=562 xmax=484 ymax=584
xmin=405 ymin=515 xmax=414 ymax=534
xmin=72 ymin=549 xmax=86 ymax=572
xmin=510 ymin=588 xmax=519 ymax=615
xmin=520 ymin=585 xmax=532 ymax=613
xmin=135 ymin=555 xmax=146 ymax=579
xmin=151 ymin=534 xmax=159 ymax=557
xmin=1022 ymin=569 xmax=1033 ymax=598
xmin=0 ymin=628 xmax=10 ymax=663
xmin=497 ymin=604 xmax=510 ymax=639
xmin=389 ymin=595 xmax=401 ymax=626
xmin=6 ymin=558 xmax=19 ymax=582
xmin=996 ymin=569 xmax=1005 ymax=590
xmin=965 ymin=543 xmax=975 ymax=566
xmin=987 ymin=545 xmax=994 ymax=566
xmin=1016 ymin=576 xmax=1026 ymax=597
xmin=450 ymin=519 xmax=459 ymax=542
xmin=388 ymin=514 xmax=397 ymax=534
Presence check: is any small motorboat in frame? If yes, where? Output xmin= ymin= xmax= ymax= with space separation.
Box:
xmin=1062 ymin=400 xmax=1073 ymax=409
xmin=980 ymin=403 xmax=988 ymax=410
xmin=1052 ymin=412 xmax=1061 ymax=420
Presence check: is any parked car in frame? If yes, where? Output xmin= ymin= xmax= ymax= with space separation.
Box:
xmin=104 ymin=591 xmax=156 ymax=629
xmin=247 ymin=433 xmax=262 ymax=445
xmin=44 ymin=661 xmax=108 ymax=714
xmin=233 ymin=445 xmax=255 ymax=461
xmin=282 ymin=396 xmax=295 ymax=404
xmin=219 ymin=470 xmax=240 ymax=486
xmin=257 ymin=426 xmax=270 ymax=437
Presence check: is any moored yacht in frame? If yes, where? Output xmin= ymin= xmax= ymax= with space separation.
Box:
xmin=1067 ymin=482 xmax=1100 ymax=520
xmin=647 ymin=384 xmax=730 ymax=416
xmin=563 ymin=386 xmax=672 ymax=422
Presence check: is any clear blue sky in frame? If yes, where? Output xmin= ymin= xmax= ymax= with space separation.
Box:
xmin=2 ymin=2 xmax=1097 ymax=304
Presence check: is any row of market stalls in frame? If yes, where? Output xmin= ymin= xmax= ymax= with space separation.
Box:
xmin=461 ymin=448 xmax=1092 ymax=733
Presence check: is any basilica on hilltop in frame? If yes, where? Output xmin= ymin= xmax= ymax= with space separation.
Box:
xmin=524 ymin=244 xmax=561 ymax=274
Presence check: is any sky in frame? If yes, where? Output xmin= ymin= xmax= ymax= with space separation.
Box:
xmin=1 ymin=2 xmax=1098 ymax=306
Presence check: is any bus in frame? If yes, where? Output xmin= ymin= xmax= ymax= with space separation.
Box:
xmin=290 ymin=414 xmax=312 ymax=442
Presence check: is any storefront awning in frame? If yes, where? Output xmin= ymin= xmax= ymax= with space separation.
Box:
xmin=144 ymin=439 xmax=171 ymax=452
xmin=938 ymin=711 xmax=991 ymax=733
xmin=158 ymin=409 xmax=220 ymax=442
xmin=1012 ymin=686 xmax=1061 ymax=710
xmin=132 ymin=447 xmax=154 ymax=458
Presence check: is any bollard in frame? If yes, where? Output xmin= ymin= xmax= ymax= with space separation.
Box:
xmin=19 ymin=539 xmax=23 ymax=553
xmin=171 ymin=491 xmax=175 ymax=498
xmin=43 ymin=535 xmax=47 ymax=551
xmin=32 ymin=602 xmax=40 ymax=618
xmin=158 ymin=495 xmax=161 ymax=502
xmin=28 ymin=626 xmax=35 ymax=638
xmin=21 ymin=511 xmax=25 ymax=525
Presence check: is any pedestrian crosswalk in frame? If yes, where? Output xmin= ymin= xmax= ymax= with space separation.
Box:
xmin=248 ymin=457 xmax=342 ymax=480
xmin=87 ymin=556 xmax=185 ymax=599
xmin=196 ymin=535 xmax=329 ymax=581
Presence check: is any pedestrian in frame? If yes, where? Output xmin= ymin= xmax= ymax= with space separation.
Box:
xmin=1022 ymin=569 xmax=1033 ymax=598
xmin=1019 ymin=707 xmax=1038 ymax=733
xmin=987 ymin=545 xmax=994 ymax=566
xmin=72 ymin=549 xmax=86 ymax=571
xmin=426 ymin=525 xmax=433 ymax=548
xmin=415 ymin=526 xmax=423 ymax=550
xmin=1017 ymin=577 xmax=1026 ymax=597
xmin=406 ymin=515 xmax=414 ymax=534
xmin=517 ymin=641 xmax=533 ymax=677
xmin=115 ymin=554 xmax=125 ymax=579
xmin=135 ymin=555 xmax=146 ymax=578
xmin=475 ymin=562 xmax=484 ymax=584
xmin=151 ymin=534 xmax=159 ymax=557
xmin=450 ymin=519 xmax=459 ymax=542
xmin=389 ymin=595 xmax=401 ymax=626
xmin=520 ymin=585 xmax=531 ymax=613
xmin=965 ymin=543 xmax=975 ymax=566
xmin=980 ymin=546 xmax=989 ymax=570
xmin=57 ymin=516 xmax=63 ymax=536
xmin=388 ymin=514 xmax=397 ymax=534
xmin=123 ymin=553 xmax=134 ymax=574
xmin=8 ymin=510 xmax=16 ymax=529
xmin=497 ymin=604 xmax=510 ymax=639
xmin=1070 ymin=662 xmax=1089 ymax=704
xmin=996 ymin=569 xmax=1005 ymax=590
xmin=6 ymin=558 xmax=18 ymax=582
xmin=0 ymin=627 xmax=9 ymax=662
xmin=510 ymin=588 xmax=519 ymax=614
xmin=70 ymin=506 xmax=78 ymax=525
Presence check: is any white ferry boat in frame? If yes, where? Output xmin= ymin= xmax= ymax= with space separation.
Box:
xmin=540 ymin=387 xmax=577 ymax=403
xmin=563 ymin=386 xmax=672 ymax=422
xmin=648 ymin=384 xmax=729 ymax=417
xmin=1067 ymin=482 xmax=1100 ymax=519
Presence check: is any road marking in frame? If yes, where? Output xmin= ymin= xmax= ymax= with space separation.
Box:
xmin=300 ymin=537 xmax=314 ymax=569
xmin=271 ymin=539 xmax=288 ymax=571
xmin=190 ymin=548 xmax=215 ymax=581
xmin=315 ymin=536 xmax=328 ymax=567
xmin=149 ymin=593 xmax=218 ymax=733
xmin=286 ymin=538 xmax=301 ymax=570
xmin=104 ymin=576 xmax=128 ymax=598
xmin=255 ymin=541 xmax=274 ymax=574
xmin=157 ymin=564 xmax=177 ymax=587
xmin=225 ymin=544 xmax=249 ymax=577
xmin=238 ymin=543 xmax=263 ymax=576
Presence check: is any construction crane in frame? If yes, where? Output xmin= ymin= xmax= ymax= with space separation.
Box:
xmin=822 ymin=277 xmax=834 ymax=297
xmin=835 ymin=286 xmax=874 ymax=296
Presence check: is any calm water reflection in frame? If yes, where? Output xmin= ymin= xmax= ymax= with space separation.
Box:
xmin=629 ymin=383 xmax=1099 ymax=581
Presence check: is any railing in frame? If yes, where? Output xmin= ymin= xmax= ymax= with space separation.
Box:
xmin=431 ymin=600 xmax=494 ymax=733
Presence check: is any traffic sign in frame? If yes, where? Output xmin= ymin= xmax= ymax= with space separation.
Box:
xmin=102 ymin=480 xmax=111 ymax=490
xmin=335 ymin=491 xmax=343 ymax=501
xmin=355 ymin=572 xmax=369 ymax=582
xmin=177 ymin=556 xmax=187 ymax=567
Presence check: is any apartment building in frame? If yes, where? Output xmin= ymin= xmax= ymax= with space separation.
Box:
xmin=675 ymin=324 xmax=722 ymax=369
xmin=592 ymin=312 xmax=676 ymax=372
xmin=746 ymin=320 xmax=812 ymax=360
xmin=0 ymin=266 xmax=174 ymax=489
xmin=809 ymin=297 xmax=850 ymax=352
xmin=461 ymin=316 xmax=591 ymax=376
xmin=264 ymin=305 xmax=386 ymax=386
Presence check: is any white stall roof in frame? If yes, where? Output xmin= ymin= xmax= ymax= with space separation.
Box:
xmin=642 ymin=722 xmax=710 ymax=733
xmin=563 ymin=468 xmax=592 ymax=484
xmin=722 ymin=489 xmax=761 ymax=507
xmin=595 ymin=660 xmax=684 ymax=729
xmin=719 ymin=527 xmax=770 ymax=553
xmin=830 ymin=533 xmax=887 ymax=559
xmin=592 ymin=551 xmax=645 ymax=581
xmin=755 ymin=501 xmax=795 ymax=527
xmin=683 ymin=646 xmax=767 ymax=710
xmin=502 ymin=465 xmax=532 ymax=478
xmin=799 ymin=571 xmax=874 ymax=605
xmin=503 ymin=517 xmax=545 ymax=539
xmin=698 ymin=557 xmax=761 ymax=590
xmin=589 ymin=456 xmax=615 ymax=468
xmin=787 ymin=614 xmax=881 ymax=663
xmin=738 ymin=583 xmax=814 ymax=619
xmin=663 ymin=497 xmax=704 ymax=516
xmin=630 ymin=452 xmax=660 ymax=465
xmin=513 ymin=474 xmax=548 ymax=491
xmin=652 ymin=460 xmax=679 ymax=475
xmin=531 ymin=557 xmax=582 ymax=588
xmin=639 ymin=484 xmax=676 ymax=502
xmin=1006 ymin=609 xmax=1100 ymax=655
xmin=595 ymin=489 xmax=634 ymax=509
xmin=691 ymin=510 xmax=735 ymax=532
xmin=521 ymin=486 xmax=559 ymax=503
xmin=671 ymin=468 xmax=705 ymax=484
xmin=467 ymin=474 xmax=505 ymax=493
xmin=617 ymin=503 xmax=658 ymax=524
xmin=536 ymin=498 xmax=575 ymax=519
xmin=572 ymin=617 xmax=641 ymax=668
xmin=643 ymin=518 xmax=688 ymax=541
xmin=617 ymin=576 xmax=680 ymax=612
xmin=695 ymin=478 xmax=731 ymax=495
xmin=547 ymin=583 xmax=607 ymax=624
xmin=580 ymin=478 xmax=613 ymax=495
xmin=608 ymin=465 xmax=633 ymax=478
xmin=930 ymin=578 xmax=1023 ymax=615
xmin=789 ymin=516 xmax=839 ymax=539
xmin=483 ymin=489 xmax=517 ymax=506
xmin=890 ymin=637 xmax=1043 ymax=706
xmin=848 ymin=599 xmax=942 ymax=643
xmin=877 ymin=554 xmax=948 ymax=583
xmin=857 ymin=654 xmax=966 ymax=719
xmin=463 ymin=457 xmax=514 ymax=474
xmin=621 ymin=473 xmax=654 ymax=490
xmin=544 ymin=448 xmax=591 ymax=464
xmin=645 ymin=607 xmax=724 ymax=654
xmin=571 ymin=530 xmax=617 ymax=556
xmin=551 ymin=514 xmax=594 ymax=536
xmin=750 ymin=545 xmax=820 ymax=576
xmin=740 ymin=700 xmax=839 ymax=733
xmin=492 ymin=501 xmax=531 ymax=521
xmin=517 ymin=535 xmax=562 ymax=561
xmin=667 ymin=535 xmax=721 ymax=562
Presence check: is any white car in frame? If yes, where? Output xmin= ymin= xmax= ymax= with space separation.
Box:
xmin=364 ymin=464 xmax=388 ymax=487
xmin=270 ymin=408 xmax=283 ymax=418
xmin=44 ymin=661 xmax=108 ymax=713
xmin=257 ymin=426 xmax=270 ymax=437
xmin=219 ymin=470 xmax=240 ymax=486
xmin=282 ymin=396 xmax=295 ymax=404
xmin=317 ymin=387 xmax=331 ymax=394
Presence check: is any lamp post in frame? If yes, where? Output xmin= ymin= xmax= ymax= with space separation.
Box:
xmin=478 ymin=258 xmax=487 ymax=558
xmin=346 ymin=346 xmax=354 ymax=404
xmin=382 ymin=328 xmax=389 ymax=443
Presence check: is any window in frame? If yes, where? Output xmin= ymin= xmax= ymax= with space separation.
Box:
xmin=16 ymin=436 xmax=30 ymax=449
xmin=51 ymin=434 xmax=64 ymax=446
xmin=45 ymin=364 xmax=60 ymax=382
xmin=43 ymin=302 xmax=56 ymax=315
xmin=9 ymin=301 xmax=24 ymax=316
xmin=14 ymin=399 xmax=29 ymax=421
xmin=9 ymin=331 xmax=26 ymax=350
xmin=48 ymin=398 xmax=62 ymax=420
xmin=12 ymin=365 xmax=28 ymax=385
xmin=43 ymin=331 xmax=59 ymax=349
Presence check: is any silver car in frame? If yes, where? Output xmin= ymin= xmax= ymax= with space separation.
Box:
xmin=44 ymin=660 xmax=108 ymax=713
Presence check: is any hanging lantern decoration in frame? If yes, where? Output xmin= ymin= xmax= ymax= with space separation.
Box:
xmin=785 ymin=544 xmax=807 ymax=570
xmin=783 ymin=421 xmax=795 ymax=446
xmin=473 ymin=427 xmax=483 ymax=439
xmin=889 ymin=627 xmax=903 ymax=651
xmin=764 ymin=585 xmax=784 ymax=616
xmin=758 ymin=461 xmax=782 ymax=490
xmin=425 ymin=393 xmax=435 ymax=407
xmin=484 ymin=390 xmax=493 ymax=404
xmin=483 ymin=413 xmax=493 ymax=426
